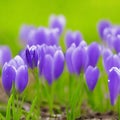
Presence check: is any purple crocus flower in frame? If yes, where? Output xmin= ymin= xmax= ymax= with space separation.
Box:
xmin=19 ymin=25 xmax=35 ymax=45
xmin=108 ymin=67 xmax=120 ymax=105
xmin=25 ymin=45 xmax=38 ymax=69
xmin=0 ymin=46 xmax=12 ymax=67
xmin=65 ymin=44 xmax=76 ymax=73
xmin=42 ymin=48 xmax=64 ymax=84
xmin=2 ymin=55 xmax=28 ymax=94
xmin=49 ymin=14 xmax=66 ymax=35
xmin=113 ymin=37 xmax=120 ymax=53
xmin=65 ymin=30 xmax=83 ymax=48
xmin=66 ymin=43 xmax=88 ymax=75
xmin=85 ymin=66 xmax=99 ymax=91
xmin=87 ymin=42 xmax=100 ymax=67
xmin=98 ymin=20 xmax=111 ymax=40
xmin=72 ymin=45 xmax=88 ymax=75
xmin=103 ymin=54 xmax=120 ymax=73
xmin=28 ymin=27 xmax=48 ymax=46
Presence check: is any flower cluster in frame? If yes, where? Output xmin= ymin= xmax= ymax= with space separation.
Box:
xmin=2 ymin=55 xmax=28 ymax=94
xmin=2 ymin=15 xmax=120 ymax=109
xmin=98 ymin=20 xmax=120 ymax=105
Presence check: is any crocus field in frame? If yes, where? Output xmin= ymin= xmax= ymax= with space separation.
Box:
xmin=1 ymin=1 xmax=120 ymax=120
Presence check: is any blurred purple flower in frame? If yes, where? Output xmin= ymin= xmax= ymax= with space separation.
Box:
xmin=98 ymin=20 xmax=111 ymax=40
xmin=2 ymin=55 xmax=28 ymax=94
xmin=65 ymin=30 xmax=83 ymax=48
xmin=0 ymin=46 xmax=12 ymax=67
xmin=113 ymin=37 xmax=120 ymax=53
xmin=108 ymin=67 xmax=120 ymax=105
xmin=19 ymin=25 xmax=35 ymax=45
xmin=85 ymin=66 xmax=99 ymax=91
xmin=87 ymin=42 xmax=100 ymax=67
xmin=103 ymin=54 xmax=120 ymax=73
xmin=49 ymin=14 xmax=66 ymax=35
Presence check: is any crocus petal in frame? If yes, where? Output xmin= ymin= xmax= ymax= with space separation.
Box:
xmin=65 ymin=31 xmax=82 ymax=48
xmin=19 ymin=25 xmax=35 ymax=44
xmin=14 ymin=55 xmax=25 ymax=68
xmin=108 ymin=67 xmax=120 ymax=105
xmin=87 ymin=42 xmax=100 ymax=67
xmin=104 ymin=54 xmax=120 ymax=73
xmin=35 ymin=27 xmax=48 ymax=45
xmin=49 ymin=14 xmax=66 ymax=35
xmin=43 ymin=55 xmax=53 ymax=84
xmin=47 ymin=29 xmax=59 ymax=45
xmin=26 ymin=46 xmax=33 ymax=68
xmin=72 ymin=47 xmax=82 ymax=74
xmin=65 ymin=31 xmax=74 ymax=48
xmin=85 ymin=66 xmax=99 ymax=91
xmin=15 ymin=65 xmax=28 ymax=93
xmin=98 ymin=20 xmax=111 ymax=39
xmin=0 ymin=46 xmax=12 ymax=67
xmin=113 ymin=37 xmax=120 ymax=53
xmin=2 ymin=63 xmax=16 ymax=94
xmin=72 ymin=47 xmax=88 ymax=74
xmin=65 ymin=44 xmax=76 ymax=73
xmin=54 ymin=50 xmax=64 ymax=79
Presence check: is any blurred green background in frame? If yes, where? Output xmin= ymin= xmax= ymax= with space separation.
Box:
xmin=0 ymin=0 xmax=120 ymax=55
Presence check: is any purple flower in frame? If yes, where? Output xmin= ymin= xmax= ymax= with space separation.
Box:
xmin=98 ymin=20 xmax=111 ymax=40
xmin=0 ymin=46 xmax=12 ymax=67
xmin=72 ymin=46 xmax=88 ymax=75
xmin=85 ymin=66 xmax=99 ymax=91
xmin=49 ymin=14 xmax=66 ymax=35
xmin=108 ymin=67 xmax=120 ymax=105
xmin=87 ymin=42 xmax=100 ymax=67
xmin=113 ymin=37 xmax=120 ymax=53
xmin=65 ymin=30 xmax=83 ymax=48
xmin=103 ymin=54 xmax=120 ymax=73
xmin=2 ymin=55 xmax=28 ymax=94
xmin=42 ymin=48 xmax=64 ymax=84
xmin=19 ymin=25 xmax=35 ymax=45
xmin=25 ymin=45 xmax=38 ymax=69
xmin=65 ymin=43 xmax=88 ymax=75
xmin=47 ymin=29 xmax=59 ymax=46
xmin=28 ymin=27 xmax=48 ymax=46
xmin=65 ymin=44 xmax=76 ymax=73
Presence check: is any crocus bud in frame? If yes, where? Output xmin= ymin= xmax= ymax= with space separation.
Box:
xmin=2 ymin=55 xmax=28 ymax=94
xmin=72 ymin=46 xmax=88 ymax=75
xmin=85 ymin=66 xmax=99 ymax=91
xmin=65 ymin=31 xmax=83 ymax=48
xmin=2 ymin=63 xmax=16 ymax=94
xmin=108 ymin=67 xmax=120 ymax=105
xmin=19 ymin=25 xmax=35 ymax=45
xmin=87 ymin=42 xmax=100 ymax=67
xmin=25 ymin=45 xmax=38 ymax=69
xmin=43 ymin=54 xmax=53 ymax=84
xmin=54 ymin=50 xmax=64 ymax=79
xmin=113 ymin=37 xmax=120 ymax=53
xmin=104 ymin=54 xmax=120 ymax=73
xmin=49 ymin=14 xmax=66 ymax=35
xmin=98 ymin=20 xmax=111 ymax=39
xmin=42 ymin=46 xmax=64 ymax=84
xmin=15 ymin=65 xmax=28 ymax=93
xmin=0 ymin=46 xmax=12 ymax=67
xmin=65 ymin=44 xmax=76 ymax=73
